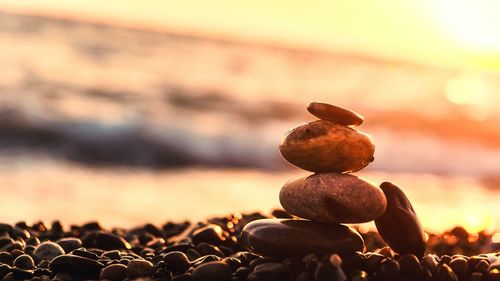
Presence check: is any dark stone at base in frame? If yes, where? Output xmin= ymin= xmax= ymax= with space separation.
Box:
xmin=240 ymin=219 xmax=364 ymax=257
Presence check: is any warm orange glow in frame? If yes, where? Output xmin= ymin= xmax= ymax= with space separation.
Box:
xmin=431 ymin=0 xmax=500 ymax=51
xmin=463 ymin=213 xmax=493 ymax=233
xmin=445 ymin=74 xmax=490 ymax=106
xmin=1 ymin=1 xmax=500 ymax=69
xmin=492 ymin=233 xmax=500 ymax=243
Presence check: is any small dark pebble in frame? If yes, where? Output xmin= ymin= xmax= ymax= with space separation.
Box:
xmin=399 ymin=254 xmax=424 ymax=280
xmin=314 ymin=255 xmax=347 ymax=281
xmin=82 ymin=231 xmax=131 ymax=250
xmin=126 ymin=259 xmax=154 ymax=279
xmin=49 ymin=254 xmax=103 ymax=278
xmin=435 ymin=263 xmax=458 ymax=281
xmin=13 ymin=254 xmax=34 ymax=270
xmin=100 ymin=263 xmax=127 ymax=281
xmin=191 ymin=224 xmax=225 ymax=245
xmin=56 ymin=238 xmax=82 ymax=253
xmin=191 ymin=261 xmax=232 ymax=281
xmin=0 ymin=212 xmax=497 ymax=281
xmin=33 ymin=242 xmax=65 ymax=262
xmin=164 ymin=251 xmax=191 ymax=272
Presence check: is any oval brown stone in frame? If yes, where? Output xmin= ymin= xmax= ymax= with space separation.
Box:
xmin=240 ymin=219 xmax=364 ymax=257
xmin=279 ymin=173 xmax=387 ymax=223
xmin=374 ymin=182 xmax=426 ymax=257
xmin=279 ymin=120 xmax=375 ymax=173
xmin=307 ymin=102 xmax=364 ymax=126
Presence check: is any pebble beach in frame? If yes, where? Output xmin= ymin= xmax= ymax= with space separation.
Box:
xmin=0 ymin=8 xmax=499 ymax=281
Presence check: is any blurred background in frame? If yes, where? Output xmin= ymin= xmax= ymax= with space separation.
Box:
xmin=0 ymin=0 xmax=499 ymax=233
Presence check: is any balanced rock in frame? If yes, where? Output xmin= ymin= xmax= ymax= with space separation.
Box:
xmin=240 ymin=219 xmax=364 ymax=257
xmin=374 ymin=182 xmax=426 ymax=257
xmin=279 ymin=120 xmax=375 ymax=173
xmin=280 ymin=173 xmax=386 ymax=223
xmin=307 ymin=102 xmax=364 ymax=126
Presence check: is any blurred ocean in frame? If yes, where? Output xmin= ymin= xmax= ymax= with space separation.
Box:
xmin=0 ymin=11 xmax=499 ymax=231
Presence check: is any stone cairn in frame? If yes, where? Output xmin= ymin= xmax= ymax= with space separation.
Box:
xmin=242 ymin=102 xmax=427 ymax=261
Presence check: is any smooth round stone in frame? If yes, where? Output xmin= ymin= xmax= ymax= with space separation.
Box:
xmin=13 ymin=254 xmax=34 ymax=270
xmin=163 ymin=251 xmax=191 ymax=272
xmin=82 ymin=231 xmax=131 ymax=250
xmin=191 ymin=261 xmax=232 ymax=281
xmin=279 ymin=173 xmax=387 ymax=223
xmin=307 ymin=102 xmax=364 ymax=126
xmin=279 ymin=120 xmax=375 ymax=173
xmin=56 ymin=238 xmax=82 ymax=253
xmin=374 ymin=182 xmax=426 ymax=257
xmin=99 ymin=263 xmax=127 ymax=281
xmin=240 ymin=219 xmax=364 ymax=257
xmin=126 ymin=259 xmax=153 ymax=279
xmin=49 ymin=254 xmax=103 ymax=278
xmin=191 ymin=224 xmax=225 ymax=245
xmin=33 ymin=242 xmax=65 ymax=262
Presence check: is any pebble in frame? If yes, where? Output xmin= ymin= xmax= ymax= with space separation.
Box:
xmin=248 ymin=262 xmax=291 ymax=281
xmin=99 ymin=263 xmax=127 ymax=281
xmin=164 ymin=251 xmax=191 ymax=272
xmin=279 ymin=173 xmax=387 ymax=223
xmin=449 ymin=257 xmax=468 ymax=280
xmin=379 ymin=259 xmax=400 ymax=281
xmin=240 ymin=219 xmax=364 ymax=257
xmin=0 ymin=264 xmax=11 ymax=280
xmin=436 ymin=263 xmax=458 ymax=281
xmin=126 ymin=259 xmax=154 ymax=279
xmin=398 ymin=254 xmax=424 ymax=280
xmin=279 ymin=120 xmax=375 ymax=173
xmin=56 ymin=238 xmax=82 ymax=253
xmin=33 ymin=242 xmax=65 ymax=262
xmin=191 ymin=261 xmax=232 ymax=281
xmin=307 ymin=102 xmax=364 ymax=126
xmin=374 ymin=182 xmax=426 ymax=256
xmin=314 ymin=254 xmax=347 ymax=281
xmin=0 ymin=214 xmax=497 ymax=281
xmin=13 ymin=254 xmax=34 ymax=270
xmin=81 ymin=231 xmax=131 ymax=250
xmin=49 ymin=254 xmax=103 ymax=278
xmin=191 ymin=224 xmax=225 ymax=245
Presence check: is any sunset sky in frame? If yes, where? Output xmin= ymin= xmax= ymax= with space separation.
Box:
xmin=2 ymin=0 xmax=500 ymax=70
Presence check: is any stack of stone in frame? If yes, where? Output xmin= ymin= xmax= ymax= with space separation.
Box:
xmin=241 ymin=102 xmax=426 ymax=260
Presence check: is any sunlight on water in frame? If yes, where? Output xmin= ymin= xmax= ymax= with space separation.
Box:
xmin=0 ymin=157 xmax=498 ymax=232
